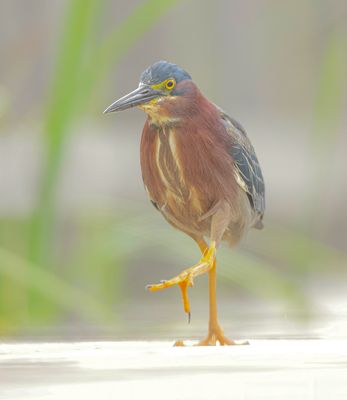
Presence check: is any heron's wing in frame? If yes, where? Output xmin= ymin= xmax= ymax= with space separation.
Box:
xmin=217 ymin=106 xmax=265 ymax=221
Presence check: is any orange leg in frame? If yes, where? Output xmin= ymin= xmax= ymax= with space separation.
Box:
xmin=195 ymin=248 xmax=237 ymax=346
xmin=185 ymin=240 xmax=246 ymax=346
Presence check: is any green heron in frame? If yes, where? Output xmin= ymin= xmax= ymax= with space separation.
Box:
xmin=104 ymin=61 xmax=265 ymax=346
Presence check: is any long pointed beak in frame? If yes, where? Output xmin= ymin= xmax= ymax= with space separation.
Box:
xmin=103 ymin=85 xmax=160 ymax=114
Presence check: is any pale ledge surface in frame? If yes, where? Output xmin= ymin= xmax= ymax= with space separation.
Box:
xmin=1 ymin=340 xmax=347 ymax=399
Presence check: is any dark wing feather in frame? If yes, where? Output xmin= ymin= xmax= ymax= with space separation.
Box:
xmin=217 ymin=107 xmax=265 ymax=223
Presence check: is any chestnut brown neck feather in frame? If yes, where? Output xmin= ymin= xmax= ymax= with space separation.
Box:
xmin=140 ymin=85 xmax=239 ymax=222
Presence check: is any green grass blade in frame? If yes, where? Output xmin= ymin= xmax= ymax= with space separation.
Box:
xmin=29 ymin=0 xmax=104 ymax=266
xmin=313 ymin=32 xmax=347 ymax=149
xmin=0 ymin=246 xmax=115 ymax=326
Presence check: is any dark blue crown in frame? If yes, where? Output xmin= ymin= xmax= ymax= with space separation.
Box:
xmin=140 ymin=61 xmax=192 ymax=85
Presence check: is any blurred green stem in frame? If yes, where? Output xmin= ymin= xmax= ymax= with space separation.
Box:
xmin=29 ymin=0 xmax=103 ymax=266
xmin=0 ymin=246 xmax=115 ymax=324
xmin=307 ymin=31 xmax=347 ymax=229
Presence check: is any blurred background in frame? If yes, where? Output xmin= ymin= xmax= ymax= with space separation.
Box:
xmin=0 ymin=0 xmax=346 ymax=341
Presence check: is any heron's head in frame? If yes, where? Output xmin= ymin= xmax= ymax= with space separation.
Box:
xmin=104 ymin=61 xmax=198 ymax=120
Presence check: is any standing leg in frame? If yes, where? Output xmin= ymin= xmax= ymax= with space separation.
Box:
xmin=197 ymin=255 xmax=237 ymax=346
xmin=195 ymin=203 xmax=238 ymax=345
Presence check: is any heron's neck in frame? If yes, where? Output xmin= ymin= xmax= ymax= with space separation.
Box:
xmin=146 ymin=111 xmax=181 ymax=128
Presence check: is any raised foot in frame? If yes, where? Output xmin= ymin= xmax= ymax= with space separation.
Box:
xmin=146 ymin=242 xmax=216 ymax=315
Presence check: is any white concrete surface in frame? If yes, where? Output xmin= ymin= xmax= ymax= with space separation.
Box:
xmin=1 ymin=340 xmax=347 ymax=399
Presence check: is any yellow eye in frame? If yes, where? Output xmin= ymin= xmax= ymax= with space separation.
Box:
xmin=165 ymin=79 xmax=175 ymax=90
